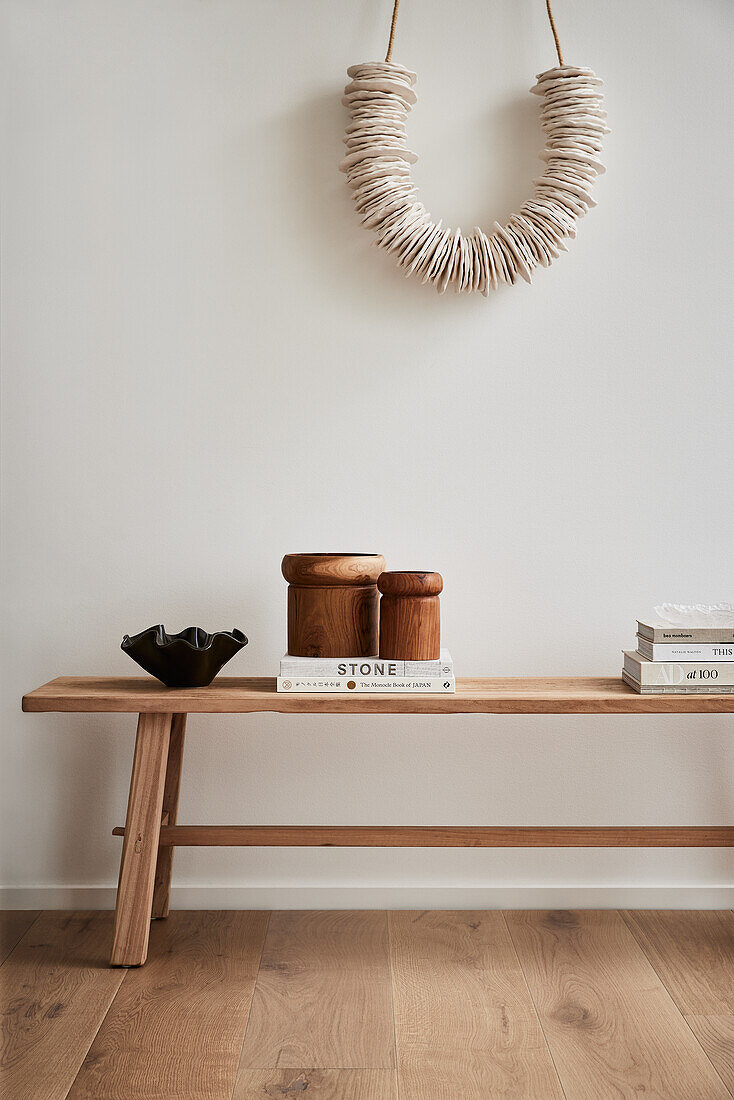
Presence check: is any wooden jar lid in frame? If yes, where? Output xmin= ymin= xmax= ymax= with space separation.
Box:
xmin=282 ymin=553 xmax=386 ymax=587
xmin=377 ymin=571 xmax=443 ymax=597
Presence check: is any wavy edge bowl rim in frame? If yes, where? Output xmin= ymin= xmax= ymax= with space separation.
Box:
xmin=121 ymin=625 xmax=248 ymax=655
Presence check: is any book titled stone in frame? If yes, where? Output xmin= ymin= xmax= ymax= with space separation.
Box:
xmin=637 ymin=620 xmax=734 ymax=644
xmin=622 ymin=669 xmax=734 ymax=695
xmin=623 ymin=651 xmax=734 ymax=687
xmin=277 ymin=676 xmax=456 ymax=694
xmin=636 ymin=637 xmax=734 ymax=662
xmin=279 ymin=649 xmax=453 ymax=678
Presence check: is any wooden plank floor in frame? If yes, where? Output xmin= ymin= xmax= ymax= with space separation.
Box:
xmin=1 ymin=910 xmax=733 ymax=1100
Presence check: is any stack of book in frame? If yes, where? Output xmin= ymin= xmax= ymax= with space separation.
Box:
xmin=277 ymin=650 xmax=455 ymax=693
xmin=622 ymin=618 xmax=734 ymax=694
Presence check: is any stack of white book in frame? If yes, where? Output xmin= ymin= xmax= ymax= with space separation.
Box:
xmin=622 ymin=617 xmax=734 ymax=694
xmin=277 ymin=650 xmax=455 ymax=693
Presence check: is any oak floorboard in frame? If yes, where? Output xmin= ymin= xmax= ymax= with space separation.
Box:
xmin=235 ymin=911 xmax=394 ymax=1072
xmin=0 ymin=911 xmax=124 ymax=1100
xmin=0 ymin=910 xmax=39 ymax=965
xmin=67 ymin=910 xmax=269 ymax=1100
xmin=622 ymin=910 xmax=734 ymax=1092
xmin=390 ymin=911 xmax=565 ymax=1100
xmin=505 ymin=910 xmax=731 ymax=1100
xmin=258 ymin=909 xmax=390 ymax=970
xmin=621 ymin=910 xmax=734 ymax=1014
xmin=231 ymin=1069 xmax=397 ymax=1098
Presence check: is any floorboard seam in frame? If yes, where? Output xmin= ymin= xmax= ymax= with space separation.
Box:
xmin=619 ymin=911 xmax=734 ymax=1099
xmin=226 ymin=909 xmax=272 ymax=1100
xmin=386 ymin=911 xmax=401 ymax=1099
xmin=501 ymin=911 xmax=570 ymax=1100
xmin=0 ymin=910 xmax=43 ymax=968
xmin=62 ymin=917 xmax=127 ymax=1100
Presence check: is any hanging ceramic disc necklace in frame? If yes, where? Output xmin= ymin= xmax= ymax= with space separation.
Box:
xmin=341 ymin=0 xmax=607 ymax=294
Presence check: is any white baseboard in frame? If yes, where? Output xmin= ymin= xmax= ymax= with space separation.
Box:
xmin=1 ymin=884 xmax=733 ymax=909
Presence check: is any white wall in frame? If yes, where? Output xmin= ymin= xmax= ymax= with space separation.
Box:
xmin=3 ymin=0 xmax=734 ymax=909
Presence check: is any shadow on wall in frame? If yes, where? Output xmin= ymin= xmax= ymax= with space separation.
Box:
xmin=279 ymin=88 xmax=429 ymax=308
xmin=680 ymin=726 xmax=734 ymax=868
xmin=284 ymin=90 xmax=355 ymax=293
xmin=33 ymin=713 xmax=126 ymax=890
xmin=477 ymin=92 xmax=542 ymax=228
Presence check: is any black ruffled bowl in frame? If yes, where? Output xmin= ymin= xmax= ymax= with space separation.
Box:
xmin=121 ymin=626 xmax=248 ymax=687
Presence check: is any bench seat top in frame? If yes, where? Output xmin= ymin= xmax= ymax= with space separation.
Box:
xmin=21 ymin=676 xmax=734 ymax=715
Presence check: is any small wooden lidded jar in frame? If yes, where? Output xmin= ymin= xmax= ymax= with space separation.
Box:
xmin=378 ymin=571 xmax=443 ymax=660
xmin=282 ymin=553 xmax=385 ymax=658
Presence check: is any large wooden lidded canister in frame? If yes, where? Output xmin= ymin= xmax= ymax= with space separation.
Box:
xmin=378 ymin=571 xmax=443 ymax=660
xmin=282 ymin=553 xmax=386 ymax=658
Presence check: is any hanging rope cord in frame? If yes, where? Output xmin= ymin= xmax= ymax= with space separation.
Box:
xmin=384 ymin=0 xmax=400 ymax=62
xmin=385 ymin=0 xmax=565 ymax=67
xmin=545 ymin=0 xmax=565 ymax=66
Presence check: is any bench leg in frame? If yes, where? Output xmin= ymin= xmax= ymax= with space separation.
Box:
xmin=151 ymin=713 xmax=187 ymax=919
xmin=111 ymin=711 xmax=172 ymax=966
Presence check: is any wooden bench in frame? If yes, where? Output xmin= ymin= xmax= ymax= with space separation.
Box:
xmin=22 ymin=676 xmax=734 ymax=966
